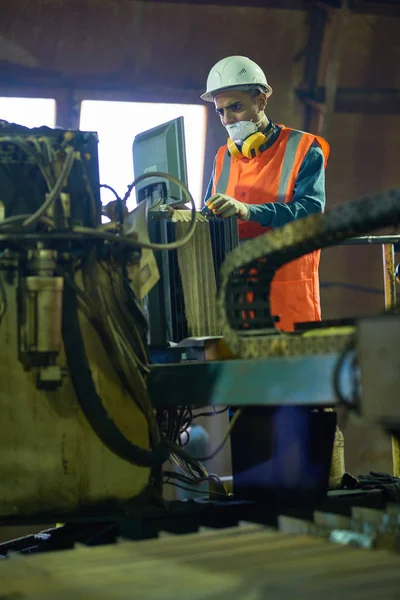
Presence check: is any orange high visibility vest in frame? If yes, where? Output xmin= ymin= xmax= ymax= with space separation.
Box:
xmin=212 ymin=125 xmax=330 ymax=332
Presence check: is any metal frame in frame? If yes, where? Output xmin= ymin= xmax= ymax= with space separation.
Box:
xmin=342 ymin=235 xmax=400 ymax=475
xmin=148 ymin=353 xmax=342 ymax=408
xmin=0 ymin=85 xmax=77 ymax=130
xmin=340 ymin=236 xmax=399 ymax=313
xmin=0 ymin=85 xmax=206 ymax=133
xmin=149 ymin=236 xmax=399 ymax=411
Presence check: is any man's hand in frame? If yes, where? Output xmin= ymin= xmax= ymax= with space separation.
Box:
xmin=206 ymin=194 xmax=250 ymax=220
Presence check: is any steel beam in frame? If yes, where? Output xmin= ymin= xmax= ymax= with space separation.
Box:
xmin=148 ymin=354 xmax=342 ymax=408
xmin=341 ymin=235 xmax=400 ymax=246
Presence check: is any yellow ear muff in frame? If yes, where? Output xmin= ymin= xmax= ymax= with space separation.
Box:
xmin=227 ymin=137 xmax=243 ymax=159
xmin=241 ymin=132 xmax=268 ymax=158
xmin=227 ymin=131 xmax=268 ymax=160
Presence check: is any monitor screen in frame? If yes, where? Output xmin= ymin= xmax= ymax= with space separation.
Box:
xmin=133 ymin=116 xmax=188 ymax=206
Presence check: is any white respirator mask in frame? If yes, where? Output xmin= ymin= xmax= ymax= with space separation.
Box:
xmin=225 ymin=116 xmax=265 ymax=144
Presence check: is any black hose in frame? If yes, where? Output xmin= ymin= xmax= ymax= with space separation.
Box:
xmin=62 ymin=273 xmax=170 ymax=468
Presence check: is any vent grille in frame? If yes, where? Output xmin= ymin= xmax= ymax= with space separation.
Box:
xmin=146 ymin=215 xmax=238 ymax=346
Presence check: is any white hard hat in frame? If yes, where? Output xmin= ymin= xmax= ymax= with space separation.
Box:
xmin=201 ymin=56 xmax=273 ymax=102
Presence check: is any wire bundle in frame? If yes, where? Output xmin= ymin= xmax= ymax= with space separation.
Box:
xmin=160 ymin=408 xmax=242 ymax=496
xmin=0 ymin=135 xmax=79 ymax=231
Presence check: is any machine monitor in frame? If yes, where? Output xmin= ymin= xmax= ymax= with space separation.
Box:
xmin=132 ymin=115 xmax=239 ymax=348
xmin=132 ymin=116 xmax=188 ymax=206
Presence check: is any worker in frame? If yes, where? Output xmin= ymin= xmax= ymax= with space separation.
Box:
xmin=202 ymin=56 xmax=330 ymax=332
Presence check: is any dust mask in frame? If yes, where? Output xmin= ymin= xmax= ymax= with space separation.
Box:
xmin=225 ymin=116 xmax=265 ymax=144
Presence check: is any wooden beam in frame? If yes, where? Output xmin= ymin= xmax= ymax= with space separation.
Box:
xmin=297 ymin=88 xmax=400 ymax=114
xmin=349 ymin=0 xmax=400 ymax=17
xmin=142 ymin=0 xmax=307 ymax=8
xmin=318 ymin=0 xmax=350 ymax=137
xmin=302 ymin=5 xmax=328 ymax=132
xmin=145 ymin=0 xmax=400 ymax=16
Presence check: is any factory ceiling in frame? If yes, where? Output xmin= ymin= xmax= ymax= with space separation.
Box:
xmin=145 ymin=0 xmax=400 ymax=17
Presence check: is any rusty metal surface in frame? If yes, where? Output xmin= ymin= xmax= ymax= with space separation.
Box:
xmin=0 ymin=521 xmax=399 ymax=598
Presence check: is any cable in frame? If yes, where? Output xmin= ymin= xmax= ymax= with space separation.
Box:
xmin=0 ymin=136 xmax=54 ymax=191
xmin=98 ymin=261 xmax=151 ymax=373
xmin=79 ymin=157 xmax=100 ymax=227
xmin=163 ymin=481 xmax=227 ymax=498
xmin=194 ymin=408 xmax=241 ymax=462
xmin=0 ymin=171 xmax=195 ymax=250
xmin=22 ymin=148 xmax=76 ymax=228
xmin=0 ymin=146 xmax=76 ymax=230
xmin=192 ymin=407 xmax=230 ymax=418
xmin=100 ymin=184 xmax=122 ymax=202
xmin=81 ymin=252 xmax=158 ymax=435
xmin=169 ymin=452 xmax=208 ymax=481
xmin=72 ymin=220 xmax=196 ymax=251
xmin=100 ymin=184 xmax=126 ymax=227
xmin=0 ymin=214 xmax=55 ymax=230
xmin=84 ymin=170 xmax=197 ymax=251
xmin=62 ymin=266 xmax=169 ymax=468
xmin=163 ymin=471 xmax=220 ymax=486
xmin=169 ymin=409 xmax=242 ymax=464
xmin=163 ymin=470 xmax=227 ymax=496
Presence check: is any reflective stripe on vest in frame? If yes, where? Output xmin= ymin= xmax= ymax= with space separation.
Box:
xmin=216 ymin=149 xmax=231 ymax=194
xmin=276 ymin=129 xmax=304 ymax=204
xmin=216 ymin=129 xmax=305 ymax=203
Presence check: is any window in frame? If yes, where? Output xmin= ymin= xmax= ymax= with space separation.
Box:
xmin=0 ymin=97 xmax=56 ymax=128
xmin=79 ymin=100 xmax=207 ymax=210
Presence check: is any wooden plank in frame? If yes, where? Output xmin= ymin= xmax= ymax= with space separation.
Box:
xmin=0 ymin=527 xmax=399 ymax=598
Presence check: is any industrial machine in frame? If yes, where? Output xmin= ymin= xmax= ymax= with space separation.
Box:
xmin=0 ymin=118 xmax=400 ymax=597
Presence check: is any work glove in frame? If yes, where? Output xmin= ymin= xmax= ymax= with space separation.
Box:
xmin=206 ymin=194 xmax=250 ymax=220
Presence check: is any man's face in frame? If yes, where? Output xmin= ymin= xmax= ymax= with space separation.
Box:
xmin=213 ymin=90 xmax=265 ymax=127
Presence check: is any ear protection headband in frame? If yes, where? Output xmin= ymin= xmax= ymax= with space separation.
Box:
xmin=227 ymin=131 xmax=269 ymax=159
